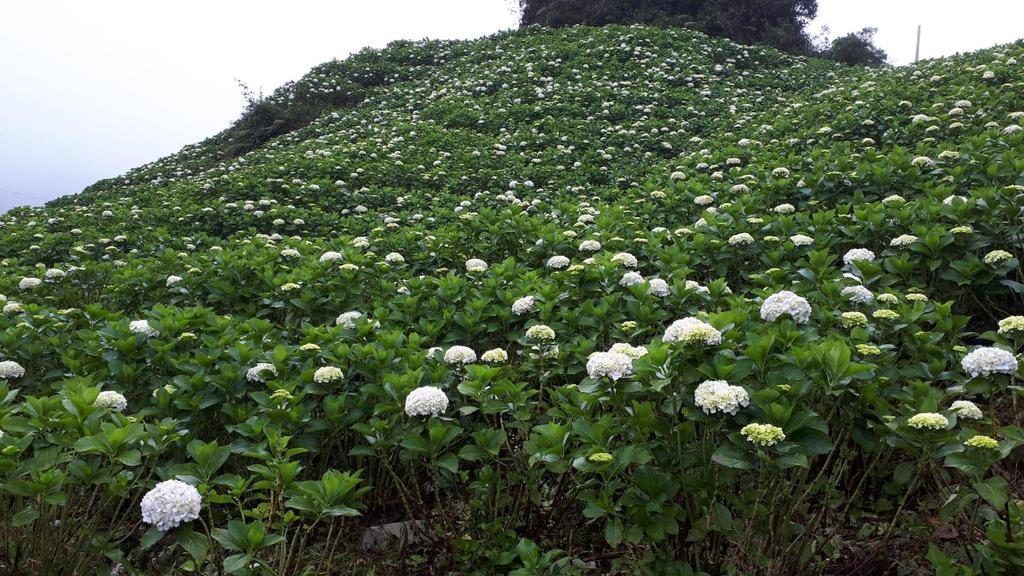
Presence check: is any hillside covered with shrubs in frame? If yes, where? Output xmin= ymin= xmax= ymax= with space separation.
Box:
xmin=2 ymin=24 xmax=1024 ymax=575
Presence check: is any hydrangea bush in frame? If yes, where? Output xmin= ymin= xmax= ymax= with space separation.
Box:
xmin=0 ymin=23 xmax=1023 ymax=576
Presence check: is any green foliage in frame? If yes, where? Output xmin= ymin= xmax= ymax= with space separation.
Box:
xmin=827 ymin=26 xmax=888 ymax=67
xmin=2 ymin=23 xmax=1024 ymax=576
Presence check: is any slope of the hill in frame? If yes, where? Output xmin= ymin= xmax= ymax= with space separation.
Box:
xmin=1 ymin=25 xmax=1024 ymax=576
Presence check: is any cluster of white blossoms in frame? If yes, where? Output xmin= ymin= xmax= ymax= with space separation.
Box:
xmin=546 ymin=255 xmax=570 ymax=269
xmin=465 ymin=258 xmax=488 ymax=272
xmin=166 ymin=275 xmax=183 ymax=287
xmin=663 ymin=317 xmax=722 ymax=346
xmin=841 ymin=285 xmax=874 ymax=305
xmin=961 ymin=346 xmax=1018 ymax=377
xmin=842 ymin=248 xmax=875 ymax=266
xmin=336 ymin=310 xmax=363 ymax=329
xmin=94 ymin=390 xmax=128 ymax=412
xmin=444 ymin=345 xmax=477 ymax=364
xmin=908 ymin=412 xmax=948 ymax=430
xmin=578 ymin=240 xmax=602 ymax=252
xmin=384 ymin=252 xmax=404 ymax=264
xmin=728 ymin=233 xmax=754 ymax=246
xmin=404 ymin=386 xmax=448 ymax=417
xmin=950 ymin=400 xmax=983 ymax=420
xmin=481 ymin=348 xmax=508 ymax=363
xmin=647 ymin=278 xmax=670 ymax=297
xmin=140 ymin=480 xmax=202 ymax=531
xmin=685 ymin=280 xmax=711 ymax=294
xmin=44 ymin=268 xmax=65 ymax=282
xmin=512 ymin=295 xmax=535 ymax=315
xmin=998 ymin=316 xmax=1024 ymax=334
xmin=611 ymin=252 xmax=638 ymax=268
xmin=760 ymin=291 xmax=812 ymax=324
xmin=19 ymin=277 xmax=41 ymax=290
xmin=773 ymin=203 xmax=795 ymax=214
xmin=609 ymin=342 xmax=647 ymax=359
xmin=889 ymin=234 xmax=918 ymax=247
xmin=741 ymin=423 xmax=786 ymax=447
xmin=246 ymin=362 xmax=277 ymax=382
xmin=619 ymin=271 xmax=645 ymax=287
xmin=129 ymin=319 xmax=159 ymax=337
xmin=694 ymin=380 xmax=749 ymax=415
xmin=280 ymin=248 xmax=301 ymax=259
xmin=319 ymin=251 xmax=343 ymax=263
xmin=789 ymin=234 xmax=814 ymax=246
xmin=313 ymin=366 xmax=344 ymax=384
xmin=526 ymin=324 xmax=556 ymax=340
xmin=586 ymin=351 xmax=634 ymax=381
xmin=694 ymin=194 xmax=714 ymax=206
xmin=0 ymin=360 xmax=26 ymax=379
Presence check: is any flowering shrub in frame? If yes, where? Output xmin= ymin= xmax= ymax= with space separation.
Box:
xmin=1 ymin=23 xmax=1023 ymax=576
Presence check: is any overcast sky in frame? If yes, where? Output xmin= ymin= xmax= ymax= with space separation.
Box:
xmin=2 ymin=0 xmax=1022 ymax=213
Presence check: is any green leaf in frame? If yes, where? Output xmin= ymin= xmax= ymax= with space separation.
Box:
xmin=11 ymin=506 xmax=39 ymax=527
xmin=711 ymin=443 xmax=754 ymax=469
xmin=974 ymin=476 xmax=1008 ymax=510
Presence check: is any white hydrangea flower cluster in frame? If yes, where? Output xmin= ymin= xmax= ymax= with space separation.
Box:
xmin=760 ymin=291 xmax=812 ymax=323
xmin=694 ymin=380 xmax=749 ymax=415
xmin=526 ymin=325 xmax=556 ymax=340
xmin=907 ymin=412 xmax=948 ymax=430
xmin=18 ymin=277 xmax=41 ymax=290
xmin=404 ymin=386 xmax=448 ymax=417
xmin=0 ymin=360 xmax=26 ymax=379
xmin=465 ymin=258 xmax=488 ymax=272
xmin=129 ymin=319 xmax=159 ymax=337
xmin=619 ymin=271 xmax=645 ymax=287
xmin=728 ymin=233 xmax=754 ymax=246
xmin=950 ymin=400 xmax=983 ymax=420
xmin=578 ymin=240 xmax=602 ymax=252
xmin=647 ymin=278 xmax=670 ymax=297
xmin=94 ymin=390 xmax=128 ymax=412
xmin=790 ymin=234 xmax=814 ymax=246
xmin=586 ymin=351 xmax=634 ymax=381
xmin=546 ymin=255 xmax=570 ymax=269
xmin=512 ymin=295 xmax=535 ymax=315
xmin=843 ymin=248 xmax=875 ymax=266
xmin=140 ymin=480 xmax=202 ymax=531
xmin=44 ymin=268 xmax=65 ymax=282
xmin=481 ymin=348 xmax=508 ymax=363
xmin=166 ymin=275 xmax=183 ymax=287
xmin=246 ymin=362 xmax=277 ymax=382
xmin=384 ymin=252 xmax=404 ymax=264
xmin=961 ymin=347 xmax=1018 ymax=377
xmin=841 ymin=285 xmax=874 ymax=304
xmin=663 ymin=317 xmax=722 ymax=346
xmin=611 ymin=252 xmax=638 ymax=268
xmin=444 ymin=346 xmax=477 ymax=364
xmin=336 ymin=311 xmax=363 ymax=329
xmin=608 ymin=342 xmax=647 ymax=359
xmin=313 ymin=366 xmax=344 ymax=383
xmin=319 ymin=251 xmax=344 ymax=263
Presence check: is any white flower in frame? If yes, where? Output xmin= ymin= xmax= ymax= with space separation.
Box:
xmin=890 ymin=234 xmax=918 ymax=247
xmin=481 ymin=348 xmax=508 ymax=363
xmin=246 ymin=362 xmax=277 ymax=382
xmin=790 ymin=234 xmax=814 ymax=246
xmin=647 ymin=278 xmax=670 ymax=297
xmin=961 ymin=347 xmax=1018 ymax=377
xmin=351 ymin=236 xmax=370 ymax=248
xmin=773 ymin=203 xmax=795 ymax=214
xmin=512 ymin=295 xmax=535 ymax=315
xmin=129 ymin=319 xmax=159 ymax=337
xmin=336 ymin=311 xmax=363 ymax=329
xmin=94 ymin=390 xmax=128 ymax=412
xmin=0 ymin=360 xmax=26 ymax=379
xmin=908 ymin=413 xmax=948 ymax=430
xmin=694 ymin=195 xmax=714 ymax=206
xmin=44 ymin=268 xmax=65 ymax=281
xmin=760 ymin=291 xmax=812 ymax=324
xmin=843 ymin=248 xmax=875 ymax=266
xmin=619 ymin=271 xmax=645 ymax=287
xmin=444 ymin=346 xmax=477 ymax=364
xmin=465 ymin=258 xmax=488 ymax=273
xmin=685 ymin=280 xmax=710 ymax=294
xmin=18 ymin=277 xmax=41 ymax=290
xmin=546 ymin=255 xmax=570 ymax=269
xmin=578 ymin=240 xmax=601 ymax=252
xmin=3 ymin=302 xmax=22 ymax=315
xmin=663 ymin=317 xmax=722 ymax=346
xmin=385 ymin=252 xmax=404 ymax=264
xmin=841 ymin=285 xmax=874 ymax=305
xmin=609 ymin=342 xmax=647 ymax=359
xmin=166 ymin=275 xmax=183 ymax=286
xmin=319 ymin=251 xmax=344 ymax=263
xmin=526 ymin=324 xmax=556 ymax=340
xmin=728 ymin=233 xmax=754 ymax=246
xmin=586 ymin=351 xmax=633 ymax=381
xmin=313 ymin=366 xmax=344 ymax=383
xmin=950 ymin=400 xmax=983 ymax=420
xmin=280 ymin=248 xmax=301 ymax=259
xmin=694 ymin=380 xmax=749 ymax=415
xmin=404 ymin=386 xmax=448 ymax=417
xmin=140 ymin=480 xmax=202 ymax=531
xmin=611 ymin=252 xmax=637 ymax=268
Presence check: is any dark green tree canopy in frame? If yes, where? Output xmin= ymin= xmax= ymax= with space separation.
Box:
xmin=828 ymin=27 xmax=888 ymax=66
xmin=519 ymin=0 xmax=820 ymax=54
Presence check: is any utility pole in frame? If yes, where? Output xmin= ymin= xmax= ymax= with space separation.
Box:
xmin=915 ymin=25 xmax=921 ymax=63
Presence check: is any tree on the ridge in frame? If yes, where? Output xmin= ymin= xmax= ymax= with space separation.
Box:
xmin=518 ymin=0 xmax=820 ymax=54
xmin=827 ymin=27 xmax=888 ymax=66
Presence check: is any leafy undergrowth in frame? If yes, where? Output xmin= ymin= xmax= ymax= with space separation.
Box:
xmin=2 ymin=24 xmax=1024 ymax=576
